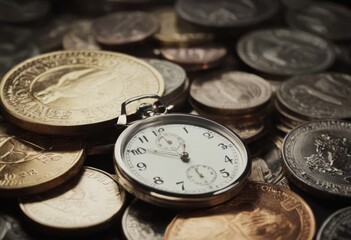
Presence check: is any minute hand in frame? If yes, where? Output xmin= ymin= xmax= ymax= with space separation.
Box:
xmin=144 ymin=148 xmax=180 ymax=158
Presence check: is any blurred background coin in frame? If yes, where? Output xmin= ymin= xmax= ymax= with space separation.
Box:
xmin=237 ymin=28 xmax=335 ymax=76
xmin=317 ymin=206 xmax=351 ymax=240
xmin=92 ymin=11 xmax=159 ymax=46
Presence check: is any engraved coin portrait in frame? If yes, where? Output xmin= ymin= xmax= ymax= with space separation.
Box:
xmin=32 ymin=67 xmax=125 ymax=108
xmin=42 ymin=187 xmax=99 ymax=217
xmin=289 ymin=74 xmax=351 ymax=108
xmin=192 ymin=0 xmax=257 ymax=23
xmin=305 ymin=134 xmax=351 ymax=179
xmin=193 ymin=73 xmax=262 ymax=109
xmin=258 ymin=35 xmax=320 ymax=68
xmin=174 ymin=202 xmax=296 ymax=239
xmin=0 ymin=132 xmax=59 ymax=172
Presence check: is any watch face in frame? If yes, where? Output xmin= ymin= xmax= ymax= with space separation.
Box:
xmin=114 ymin=114 xmax=249 ymax=199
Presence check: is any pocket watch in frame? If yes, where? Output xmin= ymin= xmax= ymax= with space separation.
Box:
xmin=114 ymin=95 xmax=250 ymax=208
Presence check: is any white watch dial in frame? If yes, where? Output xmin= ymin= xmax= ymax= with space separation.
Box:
xmin=121 ymin=123 xmax=247 ymax=195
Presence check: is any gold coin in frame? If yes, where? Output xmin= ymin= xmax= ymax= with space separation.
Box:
xmin=164 ymin=182 xmax=315 ymax=240
xmin=19 ymin=167 xmax=125 ymax=235
xmin=0 ymin=50 xmax=164 ymax=135
xmin=0 ymin=122 xmax=84 ymax=197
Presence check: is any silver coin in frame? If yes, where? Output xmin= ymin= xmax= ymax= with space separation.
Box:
xmin=0 ymin=0 xmax=50 ymax=23
xmin=190 ymin=71 xmax=272 ymax=114
xmin=282 ymin=120 xmax=351 ymax=199
xmin=143 ymin=59 xmax=186 ymax=98
xmin=277 ymin=73 xmax=351 ymax=120
xmin=237 ymin=28 xmax=335 ymax=76
xmin=317 ymin=206 xmax=351 ymax=240
xmin=122 ymin=199 xmax=176 ymax=240
xmin=286 ymin=2 xmax=351 ymax=41
xmin=175 ymin=0 xmax=280 ymax=28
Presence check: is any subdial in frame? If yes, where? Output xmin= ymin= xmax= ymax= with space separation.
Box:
xmin=155 ymin=133 xmax=185 ymax=151
xmin=186 ymin=165 xmax=217 ymax=186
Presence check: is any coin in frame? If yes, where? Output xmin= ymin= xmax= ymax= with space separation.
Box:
xmin=286 ymin=2 xmax=351 ymax=41
xmin=175 ymin=0 xmax=280 ymax=28
xmin=122 ymin=199 xmax=177 ymax=240
xmin=164 ymin=182 xmax=315 ymax=240
xmin=152 ymin=8 xmax=213 ymax=46
xmin=0 ymin=50 xmax=164 ymax=135
xmin=317 ymin=206 xmax=351 ymax=240
xmin=159 ymin=44 xmax=227 ymax=71
xmin=0 ymin=0 xmax=50 ymax=23
xmin=249 ymin=137 xmax=284 ymax=184
xmin=0 ymin=122 xmax=84 ymax=197
xmin=19 ymin=167 xmax=125 ymax=235
xmin=143 ymin=59 xmax=187 ymax=99
xmin=92 ymin=11 xmax=159 ymax=45
xmin=237 ymin=28 xmax=335 ymax=76
xmin=277 ymin=73 xmax=351 ymax=120
xmin=190 ymin=71 xmax=272 ymax=114
xmin=282 ymin=120 xmax=351 ymax=199
xmin=0 ymin=26 xmax=39 ymax=77
xmin=63 ymin=20 xmax=101 ymax=51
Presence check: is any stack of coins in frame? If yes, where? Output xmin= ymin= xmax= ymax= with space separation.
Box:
xmin=143 ymin=59 xmax=189 ymax=111
xmin=275 ymin=72 xmax=351 ymax=133
xmin=189 ymin=71 xmax=273 ymax=144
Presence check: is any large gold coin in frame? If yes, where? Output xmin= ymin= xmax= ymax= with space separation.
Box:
xmin=0 ymin=122 xmax=84 ymax=197
xmin=0 ymin=50 xmax=164 ymax=135
xmin=164 ymin=183 xmax=315 ymax=240
xmin=19 ymin=167 xmax=125 ymax=235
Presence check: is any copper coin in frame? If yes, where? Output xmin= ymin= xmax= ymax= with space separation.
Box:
xmin=190 ymin=71 xmax=272 ymax=114
xmin=282 ymin=120 xmax=351 ymax=199
xmin=19 ymin=167 xmax=125 ymax=235
xmin=164 ymin=182 xmax=315 ymax=240
xmin=277 ymin=73 xmax=351 ymax=120
xmin=0 ymin=50 xmax=164 ymax=135
xmin=317 ymin=206 xmax=351 ymax=240
xmin=62 ymin=20 xmax=101 ymax=51
xmin=92 ymin=11 xmax=158 ymax=45
xmin=237 ymin=28 xmax=335 ymax=76
xmin=286 ymin=2 xmax=351 ymax=41
xmin=175 ymin=0 xmax=280 ymax=28
xmin=159 ymin=44 xmax=226 ymax=71
xmin=0 ymin=122 xmax=84 ymax=197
